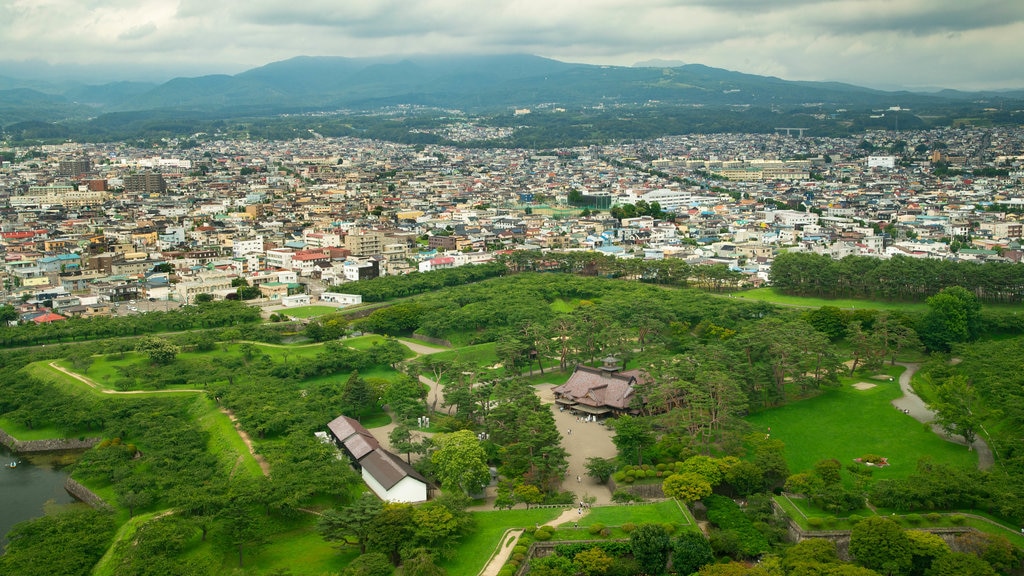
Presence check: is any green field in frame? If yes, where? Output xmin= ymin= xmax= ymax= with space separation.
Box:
xmin=576 ymin=499 xmax=693 ymax=528
xmin=747 ymin=367 xmax=977 ymax=480
xmin=728 ymin=288 xmax=930 ymax=311
xmin=280 ymin=305 xmax=343 ymax=318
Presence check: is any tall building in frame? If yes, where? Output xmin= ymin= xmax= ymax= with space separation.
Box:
xmin=124 ymin=173 xmax=167 ymax=193
xmin=58 ymin=158 xmax=90 ymax=177
xmin=344 ymin=230 xmax=386 ymax=256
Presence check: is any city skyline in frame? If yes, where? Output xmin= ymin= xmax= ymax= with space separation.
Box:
xmin=2 ymin=0 xmax=1023 ymax=91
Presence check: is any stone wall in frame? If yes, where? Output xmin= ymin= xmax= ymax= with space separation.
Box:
xmin=0 ymin=427 xmax=100 ymax=453
xmin=772 ymin=500 xmax=973 ymax=561
xmin=64 ymin=477 xmax=111 ymax=510
xmin=1 ymin=426 xmax=109 ymax=510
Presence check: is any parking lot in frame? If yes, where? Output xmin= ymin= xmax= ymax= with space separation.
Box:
xmin=111 ymin=298 xmax=183 ymax=316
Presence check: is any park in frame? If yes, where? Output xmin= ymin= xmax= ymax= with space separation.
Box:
xmin=1 ymin=270 xmax=1023 ymax=575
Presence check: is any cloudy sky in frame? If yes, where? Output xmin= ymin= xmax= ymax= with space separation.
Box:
xmin=3 ymin=0 xmax=1023 ymax=90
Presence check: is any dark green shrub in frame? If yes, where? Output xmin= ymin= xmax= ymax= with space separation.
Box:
xmin=925 ymin=513 xmax=942 ymax=523
xmin=588 ymin=523 xmax=606 ymax=536
xmin=622 ymin=522 xmax=636 ymax=533
xmin=806 ymin=517 xmax=824 ymax=528
xmin=703 ymin=495 xmax=769 ymax=558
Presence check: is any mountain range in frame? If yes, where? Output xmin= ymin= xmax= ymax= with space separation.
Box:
xmin=2 ymin=54 xmax=1023 ymax=128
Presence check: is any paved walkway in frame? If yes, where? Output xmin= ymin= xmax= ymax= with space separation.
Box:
xmin=891 ymin=362 xmax=994 ymax=470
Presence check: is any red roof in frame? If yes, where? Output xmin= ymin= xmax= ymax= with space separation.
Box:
xmin=32 ymin=312 xmax=67 ymax=324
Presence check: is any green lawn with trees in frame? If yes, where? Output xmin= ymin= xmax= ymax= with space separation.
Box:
xmin=3 ymin=268 xmax=1024 ymax=576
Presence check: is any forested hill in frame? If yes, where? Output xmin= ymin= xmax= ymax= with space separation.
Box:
xmin=3 ymin=53 xmax=1024 ymax=138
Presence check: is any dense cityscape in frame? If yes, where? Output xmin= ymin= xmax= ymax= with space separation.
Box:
xmin=2 ymin=125 xmax=1023 ymax=317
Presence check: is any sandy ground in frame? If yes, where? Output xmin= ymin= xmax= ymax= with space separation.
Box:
xmin=536 ymin=384 xmax=619 ymax=505
xmin=852 ymin=382 xmax=878 ymax=390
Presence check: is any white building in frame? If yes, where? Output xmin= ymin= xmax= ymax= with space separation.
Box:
xmin=326 ymin=415 xmax=428 ymax=503
xmin=232 ymin=237 xmax=265 ymax=257
xmin=320 ymin=293 xmax=363 ymax=306
xmin=867 ymin=156 xmax=897 ymax=169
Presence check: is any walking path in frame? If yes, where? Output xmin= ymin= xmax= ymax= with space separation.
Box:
xmin=49 ymin=362 xmax=205 ymax=394
xmin=477 ymin=507 xmax=591 ymax=576
xmin=46 ymin=362 xmax=270 ymax=475
xmin=891 ymin=362 xmax=993 ymax=470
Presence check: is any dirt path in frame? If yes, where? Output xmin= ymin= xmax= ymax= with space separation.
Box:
xmin=892 ymin=362 xmax=994 ymax=470
xmin=49 ymin=362 xmax=205 ymax=394
xmin=398 ymin=338 xmax=450 ymax=355
xmin=47 ymin=362 xmax=271 ymax=475
xmin=219 ymin=408 xmax=271 ymax=476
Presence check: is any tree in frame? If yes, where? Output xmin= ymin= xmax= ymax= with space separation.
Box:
xmin=783 ymin=538 xmax=840 ymax=571
xmin=630 ymin=523 xmax=671 ymax=575
xmin=318 ymin=492 xmax=384 ymax=554
xmin=849 ymin=516 xmax=912 ymax=575
xmin=402 ymin=548 xmax=447 ymax=576
xmin=672 ymin=531 xmax=715 ymax=575
xmin=930 ymin=375 xmax=982 ymax=449
xmin=343 ymin=553 xmax=394 ymax=576
xmin=662 ymin=472 xmax=713 ymax=504
xmin=0 ymin=508 xmax=118 ymax=576
xmin=723 ymin=461 xmax=765 ymax=496
xmin=919 ymin=286 xmax=982 ymax=352
xmin=584 ymin=457 xmax=618 ymax=484
xmin=116 ymin=489 xmax=153 ymax=518
xmin=342 ymin=371 xmax=374 ymax=415
xmin=573 ymin=547 xmax=615 ymax=576
xmin=926 ymin=552 xmax=997 ymax=576
xmin=610 ymin=415 xmax=654 ymax=466
xmin=134 ymin=335 xmax=180 ymax=366
xmin=430 ymin=430 xmax=491 ymax=495
xmin=366 ymin=503 xmax=415 ymax=565
xmin=905 ymin=530 xmax=949 ymax=576
xmin=0 ymin=304 xmax=18 ymax=324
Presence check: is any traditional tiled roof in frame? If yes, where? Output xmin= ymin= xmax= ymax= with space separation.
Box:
xmin=359 ymin=448 xmax=428 ymax=490
xmin=550 ymin=365 xmax=648 ymax=410
xmin=326 ymin=415 xmax=380 ymax=460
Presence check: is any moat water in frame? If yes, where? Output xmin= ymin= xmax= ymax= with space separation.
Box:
xmin=0 ymin=444 xmax=78 ymax=551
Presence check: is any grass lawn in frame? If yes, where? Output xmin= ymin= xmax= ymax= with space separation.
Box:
xmin=523 ymin=369 xmax=572 ymax=387
xmin=550 ymin=298 xmax=580 ymax=313
xmin=427 ymin=342 xmax=500 ymax=370
xmin=746 ymin=368 xmax=977 ymax=480
xmin=189 ymin=395 xmax=264 ymax=479
xmin=576 ymin=500 xmax=693 ymax=528
xmin=441 ymin=508 xmax=561 ymax=576
xmin=280 ymin=305 xmax=343 ymax=319
xmin=0 ymin=417 xmax=65 ymax=441
xmin=727 ymin=288 xmax=930 ymax=312
xmin=91 ymin=510 xmax=192 ymax=576
xmin=246 ymin=524 xmax=356 ymax=575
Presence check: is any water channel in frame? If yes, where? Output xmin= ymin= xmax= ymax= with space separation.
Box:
xmin=0 ymin=443 xmax=78 ymax=550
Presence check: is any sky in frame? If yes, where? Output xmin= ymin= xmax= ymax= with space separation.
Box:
xmin=2 ymin=0 xmax=1023 ymax=91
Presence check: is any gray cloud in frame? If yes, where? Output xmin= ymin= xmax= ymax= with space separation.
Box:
xmin=0 ymin=0 xmax=1020 ymax=90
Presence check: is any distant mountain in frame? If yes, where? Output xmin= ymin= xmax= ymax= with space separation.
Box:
xmin=110 ymin=54 xmax=1024 ymax=114
xmin=1 ymin=53 xmax=1023 ymax=128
